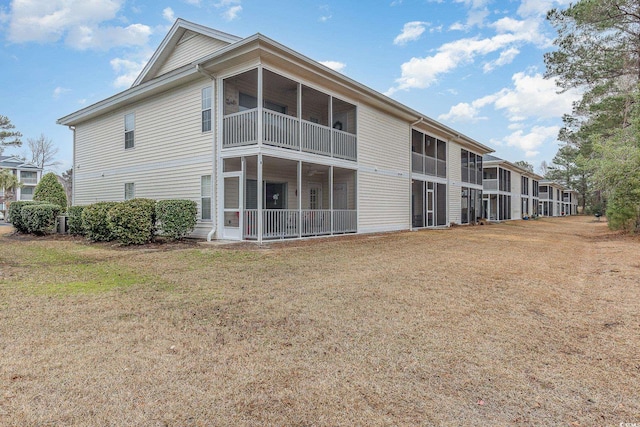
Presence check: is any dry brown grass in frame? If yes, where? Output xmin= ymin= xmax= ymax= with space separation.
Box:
xmin=0 ymin=217 xmax=639 ymax=426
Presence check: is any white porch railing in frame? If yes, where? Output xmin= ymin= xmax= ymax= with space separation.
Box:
xmin=484 ymin=179 xmax=498 ymax=191
xmin=223 ymin=111 xmax=357 ymax=161
xmin=333 ymin=210 xmax=357 ymax=233
xmin=301 ymin=210 xmax=331 ymax=236
xmin=411 ymin=152 xmax=441 ymax=177
xmin=301 ymin=121 xmax=331 ymax=155
xmin=263 ymin=110 xmax=299 ymax=150
xmin=223 ymin=110 xmax=258 ymax=147
xmin=333 ymin=130 xmax=357 ymax=161
xmin=243 ymin=209 xmax=357 ymax=239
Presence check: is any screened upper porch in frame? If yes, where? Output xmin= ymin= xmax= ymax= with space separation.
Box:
xmin=222 ymin=69 xmax=357 ymax=161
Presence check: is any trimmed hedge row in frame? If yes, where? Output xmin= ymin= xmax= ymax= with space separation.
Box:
xmin=75 ymin=198 xmax=198 ymax=245
xmin=156 ymin=199 xmax=198 ymax=241
xmin=13 ymin=198 xmax=199 ymax=244
xmin=21 ymin=203 xmax=62 ymax=235
xmin=8 ymin=200 xmax=46 ymax=233
xmin=107 ymin=198 xmax=156 ymax=245
xmin=8 ymin=201 xmax=61 ymax=235
xmin=67 ymin=205 xmax=85 ymax=236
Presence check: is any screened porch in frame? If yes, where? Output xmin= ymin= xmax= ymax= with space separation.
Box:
xmin=222 ymin=69 xmax=357 ymax=161
xmin=221 ymin=156 xmax=357 ymax=241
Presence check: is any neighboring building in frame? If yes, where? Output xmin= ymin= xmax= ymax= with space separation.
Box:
xmin=0 ymin=155 xmax=43 ymax=215
xmin=481 ymin=155 xmax=542 ymax=221
xmin=58 ymin=19 xmax=495 ymax=241
xmin=563 ymin=189 xmax=579 ymax=215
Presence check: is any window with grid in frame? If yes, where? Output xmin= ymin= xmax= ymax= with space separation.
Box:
xmin=124 ymin=113 xmax=135 ymax=149
xmin=201 ymin=175 xmax=212 ymax=220
xmin=124 ymin=182 xmax=135 ymax=200
xmin=202 ymin=87 xmax=212 ymax=132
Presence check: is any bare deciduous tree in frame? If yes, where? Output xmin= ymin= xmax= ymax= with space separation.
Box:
xmin=27 ymin=134 xmax=60 ymax=170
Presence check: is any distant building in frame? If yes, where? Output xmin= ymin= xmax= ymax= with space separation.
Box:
xmin=0 ymin=155 xmax=43 ymax=215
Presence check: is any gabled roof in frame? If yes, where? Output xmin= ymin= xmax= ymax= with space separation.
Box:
xmin=132 ymin=18 xmax=241 ymax=87
xmin=0 ymin=155 xmax=41 ymax=170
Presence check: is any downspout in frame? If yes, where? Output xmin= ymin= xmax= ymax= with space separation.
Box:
xmin=197 ymin=65 xmax=218 ymax=241
xmin=68 ymin=126 xmax=76 ymax=207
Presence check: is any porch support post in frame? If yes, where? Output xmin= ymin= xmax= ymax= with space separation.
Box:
xmin=297 ymin=82 xmax=302 ymax=152
xmin=297 ymin=160 xmax=302 ymax=238
xmin=257 ymin=66 xmax=263 ymax=148
xmin=241 ymin=156 xmax=246 ymax=240
xmin=257 ymin=153 xmax=263 ymax=244
xmin=329 ymin=166 xmax=334 ymax=234
xmin=329 ymin=96 xmax=333 ymax=158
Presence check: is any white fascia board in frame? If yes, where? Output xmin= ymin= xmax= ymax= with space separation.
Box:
xmin=57 ymin=65 xmax=198 ymax=126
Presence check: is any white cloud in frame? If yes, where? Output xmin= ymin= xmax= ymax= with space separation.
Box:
xmin=501 ymin=125 xmax=561 ymax=157
xmin=394 ymin=21 xmax=428 ymax=45
xmin=438 ymin=102 xmax=484 ymax=122
xmin=66 ymin=23 xmax=151 ymax=50
xmin=183 ymin=0 xmax=201 ymax=5
xmin=5 ymin=0 xmax=151 ymax=50
xmin=483 ymin=47 xmax=520 ymax=72
xmin=320 ymin=61 xmax=346 ymax=73
xmin=214 ymin=0 xmax=242 ymax=21
xmin=110 ymin=57 xmax=147 ymax=88
xmin=53 ymin=86 xmax=70 ymax=98
xmin=387 ymin=14 xmax=550 ymax=95
xmin=318 ymin=5 xmax=331 ymax=22
xmin=492 ymin=72 xmax=579 ymax=121
xmin=439 ymin=72 xmax=579 ymax=124
xmin=454 ymin=0 xmax=491 ymax=8
xmin=517 ymin=0 xmax=571 ymax=18
xmin=163 ymin=7 xmax=175 ymax=22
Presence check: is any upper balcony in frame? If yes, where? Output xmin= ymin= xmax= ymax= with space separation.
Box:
xmin=222 ymin=69 xmax=357 ymax=161
xmin=411 ymin=129 xmax=446 ymax=178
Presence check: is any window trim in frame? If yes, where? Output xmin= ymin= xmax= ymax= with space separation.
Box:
xmin=202 ymin=87 xmax=212 ymax=133
xmin=201 ymin=175 xmax=212 ymax=221
xmin=124 ymin=182 xmax=135 ymax=200
xmin=124 ymin=113 xmax=135 ymax=150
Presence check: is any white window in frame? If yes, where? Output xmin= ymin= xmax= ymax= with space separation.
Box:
xmin=201 ymin=175 xmax=212 ymax=220
xmin=124 ymin=182 xmax=135 ymax=200
xmin=202 ymin=87 xmax=212 ymax=132
xmin=124 ymin=113 xmax=135 ymax=149
xmin=21 ymin=186 xmax=34 ymax=201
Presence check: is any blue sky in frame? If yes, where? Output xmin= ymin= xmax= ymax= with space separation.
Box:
xmin=0 ymin=0 xmax=579 ymax=174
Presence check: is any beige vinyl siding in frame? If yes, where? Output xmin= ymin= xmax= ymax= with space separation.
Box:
xmin=74 ymin=77 xmax=216 ymax=238
xmin=511 ymin=169 xmax=522 ymax=219
xmin=357 ymin=104 xmax=410 ymax=232
xmin=448 ymin=142 xmax=462 ymax=225
xmin=156 ymin=34 xmax=230 ymax=78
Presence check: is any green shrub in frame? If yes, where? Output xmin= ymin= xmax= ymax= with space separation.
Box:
xmin=34 ymin=172 xmax=67 ymax=211
xmin=156 ymin=199 xmax=198 ymax=240
xmin=68 ymin=205 xmax=86 ymax=235
xmin=20 ymin=203 xmax=61 ymax=235
xmin=107 ymin=198 xmax=157 ymax=245
xmin=8 ymin=200 xmax=45 ymax=233
xmin=82 ymin=202 xmax=119 ymax=242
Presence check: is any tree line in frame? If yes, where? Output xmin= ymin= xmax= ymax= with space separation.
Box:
xmin=543 ymin=0 xmax=640 ymax=231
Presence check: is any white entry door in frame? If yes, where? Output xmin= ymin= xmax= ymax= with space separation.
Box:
xmin=223 ymin=173 xmax=243 ymax=240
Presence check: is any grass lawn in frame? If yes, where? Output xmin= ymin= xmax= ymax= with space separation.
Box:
xmin=0 ymin=216 xmax=638 ymax=426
